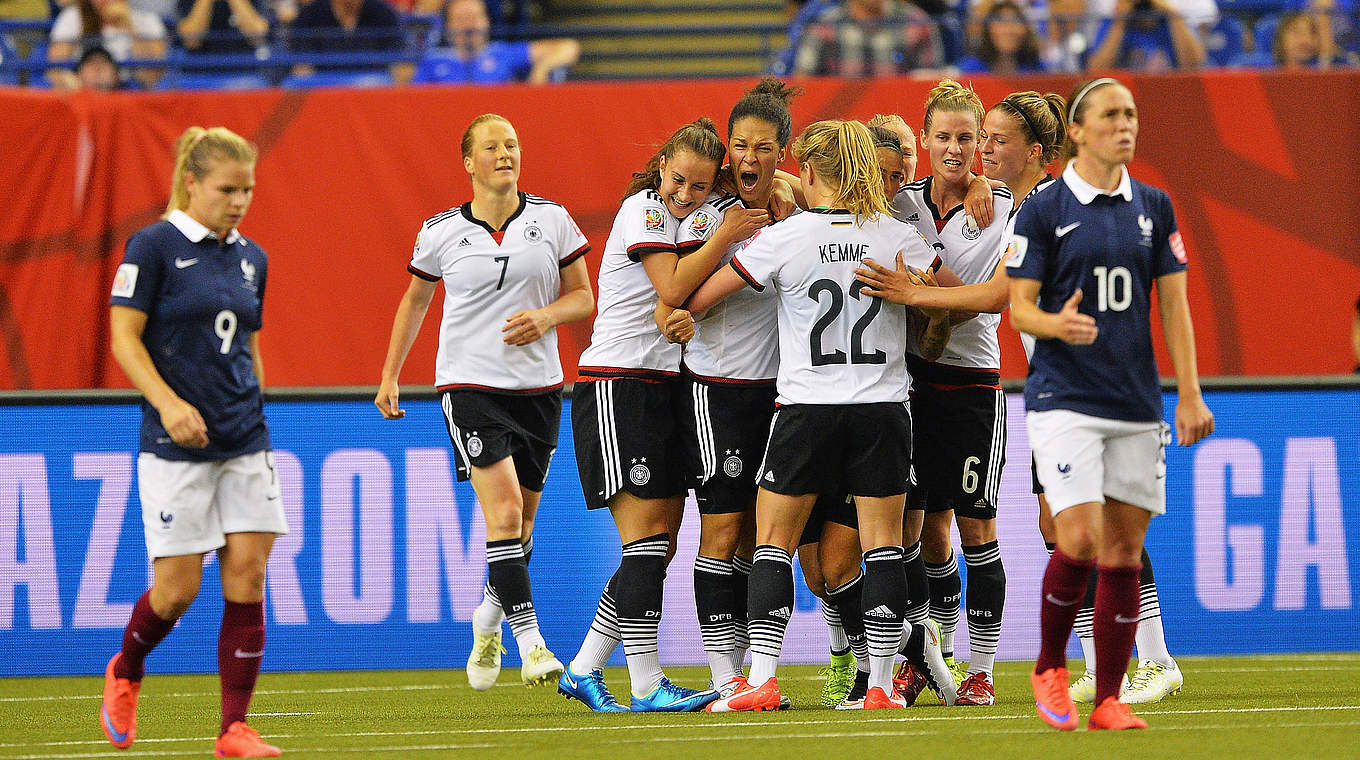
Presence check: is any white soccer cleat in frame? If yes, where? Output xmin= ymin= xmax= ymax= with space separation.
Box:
xmin=466 ymin=629 xmax=504 ymax=691
xmin=916 ymin=621 xmax=957 ymax=706
xmin=521 ymin=644 xmax=565 ymax=686
xmin=1122 ymin=659 xmax=1184 ymax=704
xmin=1068 ymin=669 xmax=1129 ymax=704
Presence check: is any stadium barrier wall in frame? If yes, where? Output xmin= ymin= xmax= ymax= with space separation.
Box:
xmin=2 ymin=381 xmax=1357 ymax=677
xmin=1 ymin=70 xmax=1359 ymax=392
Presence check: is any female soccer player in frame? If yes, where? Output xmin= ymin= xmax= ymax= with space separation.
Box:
xmin=664 ymin=79 xmax=800 ymax=698
xmin=891 ymin=80 xmax=1016 ymax=706
xmin=104 ymin=126 xmax=283 ymax=757
xmin=1009 ymin=77 xmax=1214 ymax=731
xmin=685 ymin=119 xmax=949 ymax=712
xmin=375 ymin=114 xmax=594 ymax=693
xmin=559 ymin=118 xmax=759 ymax=713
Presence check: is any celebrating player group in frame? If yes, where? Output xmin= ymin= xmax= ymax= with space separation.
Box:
xmin=101 ymin=74 xmax=1214 ymax=755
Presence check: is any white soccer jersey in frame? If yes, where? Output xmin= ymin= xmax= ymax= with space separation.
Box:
xmin=578 ymin=190 xmax=685 ymax=376
xmin=1016 ymin=175 xmax=1057 ymax=362
xmin=408 ymin=192 xmax=590 ymax=391
xmin=677 ymin=194 xmax=779 ymax=382
xmin=894 ymin=178 xmax=1014 ymax=370
xmin=731 ymin=209 xmax=940 ymax=405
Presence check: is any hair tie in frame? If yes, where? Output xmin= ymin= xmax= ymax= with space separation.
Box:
xmin=1001 ymin=97 xmax=1042 ymax=145
xmin=1068 ymin=78 xmax=1119 ymax=122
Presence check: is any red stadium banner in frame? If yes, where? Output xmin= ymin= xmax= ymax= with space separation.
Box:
xmin=1 ymin=71 xmax=1357 ymax=389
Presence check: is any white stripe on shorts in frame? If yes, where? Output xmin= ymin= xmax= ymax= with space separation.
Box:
xmin=442 ymin=394 xmax=470 ymax=475
xmin=985 ymin=389 xmax=1005 ymax=507
xmin=595 ymin=380 xmax=622 ymax=497
xmin=693 ymin=382 xmax=717 ymax=481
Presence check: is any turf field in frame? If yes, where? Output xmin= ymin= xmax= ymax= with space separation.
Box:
xmin=4 ymin=655 xmax=1359 ymax=760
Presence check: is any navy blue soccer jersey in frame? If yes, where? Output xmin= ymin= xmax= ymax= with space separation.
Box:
xmin=1006 ymin=163 xmax=1188 ymax=422
xmin=110 ymin=210 xmax=271 ymax=460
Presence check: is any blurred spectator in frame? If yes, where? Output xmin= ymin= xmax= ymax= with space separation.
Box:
xmin=1086 ymin=0 xmax=1208 ymax=70
xmin=1273 ymin=9 xmax=1347 ymax=67
xmin=793 ymin=0 xmax=945 ymax=76
xmin=413 ymin=0 xmax=580 ymax=83
xmin=176 ymin=0 xmax=268 ymax=55
xmin=47 ymin=0 xmax=167 ymax=89
xmin=73 ymin=43 xmax=130 ymax=88
xmin=290 ymin=0 xmax=406 ymax=79
xmin=958 ymin=0 xmax=1050 ymax=72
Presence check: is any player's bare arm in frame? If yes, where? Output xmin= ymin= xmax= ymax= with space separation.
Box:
xmin=375 ymin=275 xmax=438 ymax=420
xmin=1157 ymin=270 xmax=1214 ymax=445
xmin=110 ymin=305 xmax=209 ymax=448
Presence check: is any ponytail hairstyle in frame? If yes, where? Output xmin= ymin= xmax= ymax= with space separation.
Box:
xmin=461 ymin=113 xmax=513 ymax=158
xmin=792 ymin=119 xmax=891 ymax=223
xmin=993 ymin=90 xmax=1068 ymax=165
xmin=869 ymin=125 xmax=903 ymax=155
xmin=1061 ymin=77 xmax=1123 ymax=162
xmin=622 ymin=117 xmax=726 ymax=201
xmin=728 ymin=77 xmax=804 ymax=149
xmin=163 ymin=126 xmax=258 ymax=219
xmin=923 ymin=78 xmax=985 ymax=135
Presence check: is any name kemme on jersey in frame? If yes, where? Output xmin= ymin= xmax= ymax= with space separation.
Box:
xmin=819 ymin=242 xmax=869 ymax=263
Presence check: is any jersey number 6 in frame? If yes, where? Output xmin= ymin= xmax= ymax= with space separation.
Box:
xmin=807 ymin=278 xmax=887 ymax=366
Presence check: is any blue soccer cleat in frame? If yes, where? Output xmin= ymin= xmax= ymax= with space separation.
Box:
xmin=558 ymin=664 xmax=629 ymax=712
xmin=630 ymin=678 xmax=718 ymax=712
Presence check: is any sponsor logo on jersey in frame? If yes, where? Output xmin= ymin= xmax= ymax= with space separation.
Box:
xmin=1168 ymin=230 xmax=1187 ymax=263
xmin=524 ymin=224 xmax=543 ymax=243
xmin=689 ymin=210 xmax=713 ymax=235
xmin=770 ymin=606 xmax=792 ymax=621
xmin=240 ymin=259 xmax=256 ymax=283
xmin=644 ymin=208 xmax=665 ymax=231
xmin=1004 ymin=235 xmax=1029 ymax=268
xmin=111 ymin=263 xmax=139 ymax=298
xmin=467 ymin=435 xmax=484 ymax=458
xmin=905 ymin=212 xmax=920 ymax=222
xmin=174 ymin=257 xmax=199 ymax=269
xmin=457 ymin=237 xmax=472 ymax=248
xmin=723 ymin=455 xmax=742 ymax=478
xmin=961 ymin=214 xmax=982 ymax=240
xmin=1054 ymin=222 xmax=1081 ymax=238
xmin=630 ymin=463 xmax=651 ymax=486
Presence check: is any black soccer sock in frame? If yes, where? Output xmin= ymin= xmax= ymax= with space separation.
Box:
xmin=616 ymin=534 xmax=669 ymax=696
xmin=732 ymin=554 xmax=753 ymax=658
xmin=925 ymin=552 xmax=961 ymax=659
xmin=962 ymin=540 xmax=1005 ymax=674
xmin=746 ymin=545 xmax=794 ymax=685
xmin=1073 ymin=564 xmax=1100 ymax=640
xmin=694 ymin=555 xmax=737 ymax=679
xmin=827 ymin=572 xmax=868 ymax=663
xmin=482 ymin=536 xmax=533 ymax=609
xmin=486 ymin=539 xmax=541 ymax=647
xmin=861 ymin=546 xmax=907 ymax=693
xmin=903 ymin=541 xmax=930 ymax=627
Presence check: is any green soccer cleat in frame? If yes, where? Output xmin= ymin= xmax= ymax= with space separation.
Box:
xmin=946 ymin=657 xmax=970 ymax=688
xmin=1122 ymin=659 xmax=1183 ymax=704
xmin=521 ymin=644 xmax=565 ymax=687
xmin=819 ymin=652 xmax=857 ymax=707
xmin=466 ymin=629 xmax=505 ymax=691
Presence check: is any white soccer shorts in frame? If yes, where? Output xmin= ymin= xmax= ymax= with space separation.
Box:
xmin=1027 ymin=409 xmax=1169 ymax=516
xmin=138 ymin=450 xmax=289 ymax=559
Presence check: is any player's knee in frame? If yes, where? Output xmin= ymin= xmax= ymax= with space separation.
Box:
xmin=483 ymin=502 xmax=524 ymax=538
xmin=957 ymin=517 xmax=995 ymax=545
xmin=154 ymin=583 xmax=200 ymax=619
xmin=698 ymin=522 xmax=741 ymax=559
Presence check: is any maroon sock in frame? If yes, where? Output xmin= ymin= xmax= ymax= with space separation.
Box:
xmin=218 ymin=601 xmax=265 ymax=735
xmin=1093 ymin=564 xmax=1141 ymax=704
xmin=1035 ymin=549 xmax=1093 ymax=674
xmin=116 ymin=591 xmax=176 ymax=681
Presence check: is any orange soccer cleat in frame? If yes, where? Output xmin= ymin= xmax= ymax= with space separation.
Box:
xmin=100 ymin=653 xmax=141 ymax=749
xmin=214 ymin=721 xmax=282 ymax=757
xmin=1031 ymin=667 xmax=1079 ymax=731
xmin=1088 ymin=696 xmax=1149 ymax=731
xmin=864 ymin=686 xmax=907 ymax=709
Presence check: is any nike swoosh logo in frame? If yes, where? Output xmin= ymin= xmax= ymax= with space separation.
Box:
xmin=102 ymin=704 xmax=130 ymax=743
xmin=562 ymin=671 xmax=578 ymax=689
xmin=1114 ymin=614 xmax=1140 ymax=624
xmin=1036 ymin=700 xmax=1073 ymax=724
xmin=174 ymin=257 xmax=199 ymax=269
xmin=1055 ymin=222 xmax=1081 ymax=238
xmin=234 ymin=649 xmax=264 ymax=658
xmin=131 ymin=631 xmax=147 ymax=644
xmin=1045 ymin=594 xmax=1079 ymax=607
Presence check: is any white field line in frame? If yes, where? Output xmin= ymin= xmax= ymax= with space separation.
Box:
xmin=4 ymin=704 xmax=1358 ymax=751
xmin=8 ymin=660 xmax=1360 ymax=704
xmin=5 ymin=720 xmax=1358 ymax=760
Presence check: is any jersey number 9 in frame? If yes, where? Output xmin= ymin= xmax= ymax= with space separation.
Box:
xmin=807 ymin=278 xmax=886 ymax=366
xmin=215 ymin=309 xmax=238 ymax=354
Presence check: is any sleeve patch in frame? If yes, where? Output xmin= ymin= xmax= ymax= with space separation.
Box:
xmin=644 ymin=208 xmax=665 ymax=231
xmin=1168 ymin=231 xmax=1187 ymax=264
xmin=688 ymin=210 xmax=714 ymax=236
xmin=111 ymin=263 xmax=138 ymax=298
xmin=1004 ymin=235 xmax=1028 ymax=268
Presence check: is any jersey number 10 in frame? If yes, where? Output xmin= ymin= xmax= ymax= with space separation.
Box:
xmin=1092 ymin=266 xmax=1132 ymax=313
xmin=807 ymin=278 xmax=886 ymax=366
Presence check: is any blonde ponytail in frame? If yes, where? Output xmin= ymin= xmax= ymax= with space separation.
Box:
xmin=792 ymin=119 xmax=891 ymax=224
xmin=163 ymin=126 xmax=258 ymax=219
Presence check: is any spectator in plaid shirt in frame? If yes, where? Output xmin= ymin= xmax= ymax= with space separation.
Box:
xmin=793 ymin=0 xmax=945 ymax=76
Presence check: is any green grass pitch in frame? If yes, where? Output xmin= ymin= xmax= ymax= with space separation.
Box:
xmin=3 ymin=655 xmax=1359 ymax=759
